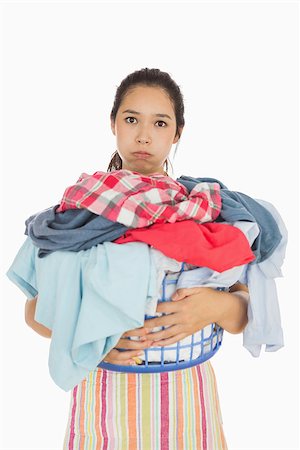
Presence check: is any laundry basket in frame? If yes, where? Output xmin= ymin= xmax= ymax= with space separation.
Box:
xmin=98 ymin=263 xmax=224 ymax=373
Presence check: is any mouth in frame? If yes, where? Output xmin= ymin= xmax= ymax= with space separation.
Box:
xmin=133 ymin=151 xmax=152 ymax=158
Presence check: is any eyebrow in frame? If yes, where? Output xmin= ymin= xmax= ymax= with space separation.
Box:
xmin=122 ymin=109 xmax=172 ymax=120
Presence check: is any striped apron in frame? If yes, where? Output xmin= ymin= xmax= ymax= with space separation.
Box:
xmin=62 ymin=360 xmax=228 ymax=450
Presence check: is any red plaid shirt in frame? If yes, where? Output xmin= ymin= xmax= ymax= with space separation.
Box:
xmin=57 ymin=170 xmax=221 ymax=228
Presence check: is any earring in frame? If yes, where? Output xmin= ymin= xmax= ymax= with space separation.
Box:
xmin=163 ymin=158 xmax=169 ymax=176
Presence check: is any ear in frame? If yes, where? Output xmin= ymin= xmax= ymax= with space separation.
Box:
xmin=111 ymin=118 xmax=116 ymax=136
xmin=173 ymin=126 xmax=183 ymax=144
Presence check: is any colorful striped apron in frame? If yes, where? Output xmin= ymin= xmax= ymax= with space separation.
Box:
xmin=62 ymin=360 xmax=228 ymax=450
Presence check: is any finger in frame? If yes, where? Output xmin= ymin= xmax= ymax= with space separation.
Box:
xmin=171 ymin=288 xmax=192 ymax=301
xmin=115 ymin=338 xmax=154 ymax=350
xmin=116 ymin=349 xmax=145 ymax=361
xmin=122 ymin=327 xmax=152 ymax=338
xmin=172 ymin=287 xmax=204 ymax=301
xmin=155 ymin=301 xmax=183 ymax=313
xmin=104 ymin=348 xmax=145 ymax=366
xmin=171 ymin=289 xmax=187 ymax=301
xmin=104 ymin=348 xmax=144 ymax=362
xmin=173 ymin=287 xmax=207 ymax=298
xmin=154 ymin=333 xmax=188 ymax=346
xmin=103 ymin=357 xmax=141 ymax=366
xmin=143 ymin=313 xmax=179 ymax=329
xmin=143 ymin=325 xmax=183 ymax=342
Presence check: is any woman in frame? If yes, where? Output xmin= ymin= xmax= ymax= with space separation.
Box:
xmin=24 ymin=68 xmax=250 ymax=449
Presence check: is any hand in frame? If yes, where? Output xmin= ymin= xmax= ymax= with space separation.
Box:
xmin=102 ymin=326 xmax=154 ymax=366
xmin=142 ymin=287 xmax=221 ymax=346
xmin=102 ymin=284 xmax=248 ymax=363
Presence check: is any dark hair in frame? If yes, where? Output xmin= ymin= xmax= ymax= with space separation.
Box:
xmin=107 ymin=67 xmax=185 ymax=173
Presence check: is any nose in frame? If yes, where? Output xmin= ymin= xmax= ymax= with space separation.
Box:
xmin=136 ymin=137 xmax=151 ymax=145
xmin=136 ymin=127 xmax=151 ymax=145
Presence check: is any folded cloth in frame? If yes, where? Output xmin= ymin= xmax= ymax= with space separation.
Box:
xmin=177 ymin=175 xmax=282 ymax=263
xmin=56 ymin=169 xmax=221 ymax=228
xmin=25 ymin=205 xmax=128 ymax=258
xmin=114 ymin=220 xmax=255 ymax=272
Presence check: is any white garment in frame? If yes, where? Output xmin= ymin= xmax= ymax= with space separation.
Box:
xmin=145 ymin=248 xmax=182 ymax=316
xmin=241 ymin=199 xmax=287 ymax=356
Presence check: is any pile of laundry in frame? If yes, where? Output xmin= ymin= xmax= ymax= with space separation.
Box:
xmin=6 ymin=170 xmax=287 ymax=391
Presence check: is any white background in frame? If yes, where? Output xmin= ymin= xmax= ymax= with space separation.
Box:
xmin=0 ymin=1 xmax=299 ymax=449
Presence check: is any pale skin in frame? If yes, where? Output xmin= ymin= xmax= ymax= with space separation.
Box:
xmin=25 ymin=85 xmax=249 ymax=366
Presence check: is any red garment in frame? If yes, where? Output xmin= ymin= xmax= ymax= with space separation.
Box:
xmin=114 ymin=220 xmax=255 ymax=272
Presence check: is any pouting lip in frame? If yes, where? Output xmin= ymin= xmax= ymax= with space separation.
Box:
xmin=133 ymin=151 xmax=152 ymax=156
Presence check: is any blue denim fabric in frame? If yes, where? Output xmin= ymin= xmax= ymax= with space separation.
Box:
xmin=177 ymin=175 xmax=282 ymax=263
xmin=25 ymin=205 xmax=128 ymax=257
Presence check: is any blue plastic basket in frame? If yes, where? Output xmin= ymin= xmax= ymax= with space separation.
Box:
xmin=98 ymin=263 xmax=224 ymax=373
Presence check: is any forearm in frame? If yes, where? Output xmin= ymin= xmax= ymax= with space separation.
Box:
xmin=25 ymin=297 xmax=52 ymax=338
xmin=214 ymin=287 xmax=249 ymax=334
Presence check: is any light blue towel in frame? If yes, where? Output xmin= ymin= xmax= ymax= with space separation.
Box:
xmin=7 ymin=237 xmax=157 ymax=391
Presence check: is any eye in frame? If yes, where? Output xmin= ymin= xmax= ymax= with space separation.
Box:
xmin=125 ymin=116 xmax=167 ymax=127
xmin=125 ymin=116 xmax=137 ymax=124
xmin=156 ymin=120 xmax=167 ymax=127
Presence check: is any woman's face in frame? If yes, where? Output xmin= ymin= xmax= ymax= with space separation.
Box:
xmin=111 ymin=85 xmax=182 ymax=175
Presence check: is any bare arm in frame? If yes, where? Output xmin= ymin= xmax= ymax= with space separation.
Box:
xmin=214 ymin=282 xmax=249 ymax=334
xmin=25 ymin=296 xmax=52 ymax=338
